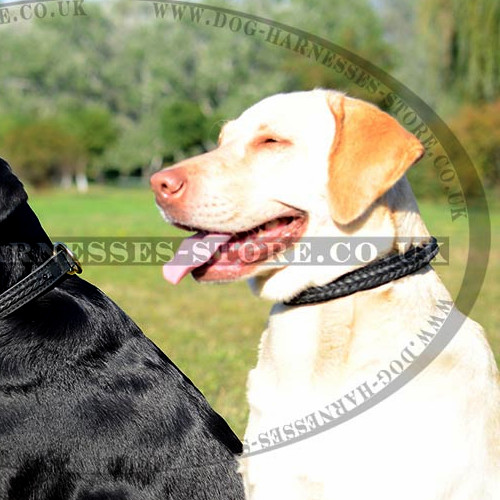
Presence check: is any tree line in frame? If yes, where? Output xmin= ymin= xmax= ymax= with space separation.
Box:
xmin=0 ymin=0 xmax=497 ymax=196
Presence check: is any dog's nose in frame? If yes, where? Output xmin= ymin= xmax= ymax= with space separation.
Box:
xmin=151 ymin=168 xmax=187 ymax=204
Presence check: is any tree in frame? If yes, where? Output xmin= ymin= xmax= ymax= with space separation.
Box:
xmin=160 ymin=101 xmax=211 ymax=161
xmin=274 ymin=0 xmax=395 ymax=102
xmin=417 ymin=0 xmax=500 ymax=104
xmin=62 ymin=106 xmax=118 ymax=177
xmin=0 ymin=2 xmax=117 ymax=187
xmin=379 ymin=0 xmax=500 ymax=112
xmin=450 ymin=99 xmax=500 ymax=190
xmin=2 ymin=120 xmax=86 ymax=188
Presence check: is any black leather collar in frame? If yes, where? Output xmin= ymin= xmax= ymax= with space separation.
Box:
xmin=0 ymin=243 xmax=82 ymax=319
xmin=284 ymin=237 xmax=439 ymax=306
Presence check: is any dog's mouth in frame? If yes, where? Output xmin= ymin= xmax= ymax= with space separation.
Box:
xmin=163 ymin=212 xmax=307 ymax=284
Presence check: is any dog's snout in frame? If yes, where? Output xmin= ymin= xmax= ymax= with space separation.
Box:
xmin=151 ymin=168 xmax=187 ymax=204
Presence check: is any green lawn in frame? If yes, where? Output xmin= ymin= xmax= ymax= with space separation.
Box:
xmin=29 ymin=185 xmax=499 ymax=437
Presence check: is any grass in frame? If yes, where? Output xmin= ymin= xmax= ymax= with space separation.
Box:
xmin=29 ymin=185 xmax=499 ymax=437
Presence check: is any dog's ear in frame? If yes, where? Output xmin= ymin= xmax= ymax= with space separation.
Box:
xmin=0 ymin=158 xmax=28 ymax=223
xmin=326 ymin=93 xmax=424 ymax=225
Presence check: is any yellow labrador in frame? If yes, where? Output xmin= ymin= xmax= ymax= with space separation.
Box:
xmin=152 ymin=89 xmax=500 ymax=500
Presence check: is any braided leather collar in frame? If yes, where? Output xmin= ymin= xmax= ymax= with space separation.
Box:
xmin=0 ymin=243 xmax=82 ymax=319
xmin=284 ymin=237 xmax=439 ymax=307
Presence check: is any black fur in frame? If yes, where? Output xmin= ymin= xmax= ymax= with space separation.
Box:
xmin=0 ymin=159 xmax=244 ymax=500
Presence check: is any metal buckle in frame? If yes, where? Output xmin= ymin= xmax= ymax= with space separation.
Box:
xmin=53 ymin=242 xmax=83 ymax=275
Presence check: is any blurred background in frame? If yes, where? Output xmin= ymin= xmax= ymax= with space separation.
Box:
xmin=0 ymin=0 xmax=498 ymax=435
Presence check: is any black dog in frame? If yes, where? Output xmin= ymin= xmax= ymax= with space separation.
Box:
xmin=0 ymin=159 xmax=244 ymax=500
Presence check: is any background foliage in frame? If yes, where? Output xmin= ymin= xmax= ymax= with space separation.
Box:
xmin=0 ymin=0 xmax=498 ymax=195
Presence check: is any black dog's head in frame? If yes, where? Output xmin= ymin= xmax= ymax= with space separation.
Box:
xmin=0 ymin=158 xmax=28 ymax=224
xmin=0 ymin=159 xmax=52 ymax=289
xmin=0 ymin=158 xmax=51 ymax=243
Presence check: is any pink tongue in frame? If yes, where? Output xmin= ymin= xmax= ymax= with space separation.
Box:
xmin=163 ymin=232 xmax=232 ymax=284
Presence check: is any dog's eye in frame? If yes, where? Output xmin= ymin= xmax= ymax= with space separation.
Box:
xmin=256 ymin=137 xmax=289 ymax=147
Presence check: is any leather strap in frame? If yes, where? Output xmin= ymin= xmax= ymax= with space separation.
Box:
xmin=0 ymin=243 xmax=82 ymax=319
xmin=284 ymin=237 xmax=439 ymax=306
